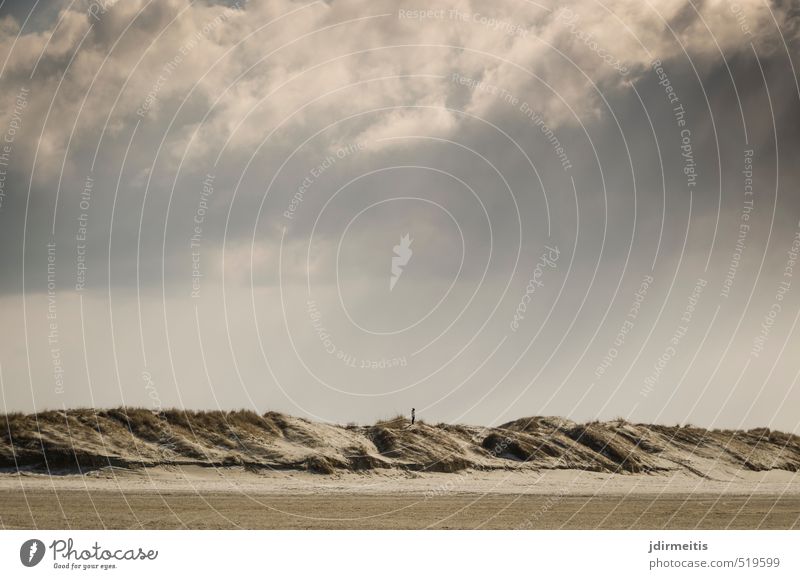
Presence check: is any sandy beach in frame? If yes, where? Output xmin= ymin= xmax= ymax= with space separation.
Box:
xmin=2 ymin=466 xmax=798 ymax=529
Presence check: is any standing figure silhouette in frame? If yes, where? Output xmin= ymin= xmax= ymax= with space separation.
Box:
xmin=411 ymin=408 xmax=416 ymax=425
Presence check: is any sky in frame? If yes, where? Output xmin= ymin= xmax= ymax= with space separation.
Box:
xmin=0 ymin=0 xmax=798 ymax=431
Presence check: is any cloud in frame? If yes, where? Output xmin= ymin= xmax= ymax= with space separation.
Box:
xmin=0 ymin=0 xmax=791 ymax=182
xmin=0 ymin=0 xmax=798 ymax=429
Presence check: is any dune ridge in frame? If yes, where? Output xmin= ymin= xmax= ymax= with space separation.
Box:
xmin=2 ymin=409 xmax=799 ymax=476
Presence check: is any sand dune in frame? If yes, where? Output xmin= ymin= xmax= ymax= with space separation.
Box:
xmin=2 ymin=409 xmax=799 ymax=478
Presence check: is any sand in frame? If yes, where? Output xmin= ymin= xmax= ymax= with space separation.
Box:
xmin=3 ymin=410 xmax=799 ymax=528
xmin=1 ymin=466 xmax=798 ymax=529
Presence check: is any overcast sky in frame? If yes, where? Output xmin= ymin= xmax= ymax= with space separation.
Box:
xmin=0 ymin=0 xmax=798 ymax=431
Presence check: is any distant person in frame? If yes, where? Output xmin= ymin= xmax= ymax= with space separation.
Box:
xmin=411 ymin=408 xmax=415 ymax=425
